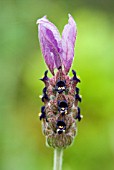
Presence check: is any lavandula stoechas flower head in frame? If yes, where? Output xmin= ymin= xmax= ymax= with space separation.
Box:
xmin=37 ymin=14 xmax=83 ymax=149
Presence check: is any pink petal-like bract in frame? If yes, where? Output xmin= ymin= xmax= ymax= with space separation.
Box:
xmin=37 ymin=16 xmax=62 ymax=75
xmin=62 ymin=14 xmax=77 ymax=74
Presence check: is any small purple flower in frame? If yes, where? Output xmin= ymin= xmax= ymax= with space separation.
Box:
xmin=58 ymin=100 xmax=68 ymax=115
xmin=71 ymin=70 xmax=81 ymax=82
xmin=41 ymin=87 xmax=49 ymax=102
xmin=56 ymin=120 xmax=66 ymax=134
xmin=55 ymin=80 xmax=66 ymax=94
xmin=40 ymin=70 xmax=49 ymax=82
xmin=76 ymin=107 xmax=82 ymax=121
xmin=39 ymin=106 xmax=46 ymax=120
xmin=75 ymin=93 xmax=82 ymax=102
xmin=37 ymin=14 xmax=82 ymax=149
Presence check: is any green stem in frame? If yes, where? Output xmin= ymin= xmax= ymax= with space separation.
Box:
xmin=53 ymin=148 xmax=63 ymax=170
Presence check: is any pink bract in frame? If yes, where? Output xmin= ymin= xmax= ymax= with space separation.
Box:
xmin=37 ymin=14 xmax=77 ymax=75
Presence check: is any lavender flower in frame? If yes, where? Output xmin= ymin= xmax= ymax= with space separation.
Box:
xmin=37 ymin=14 xmax=82 ymax=149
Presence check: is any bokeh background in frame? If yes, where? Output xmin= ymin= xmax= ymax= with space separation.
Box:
xmin=0 ymin=0 xmax=114 ymax=170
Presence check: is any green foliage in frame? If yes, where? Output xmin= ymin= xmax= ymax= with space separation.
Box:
xmin=0 ymin=0 xmax=114 ymax=170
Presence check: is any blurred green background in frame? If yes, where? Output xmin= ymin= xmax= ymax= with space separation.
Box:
xmin=0 ymin=0 xmax=114 ymax=170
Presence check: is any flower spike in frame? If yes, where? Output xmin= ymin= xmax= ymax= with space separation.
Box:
xmin=37 ymin=15 xmax=82 ymax=150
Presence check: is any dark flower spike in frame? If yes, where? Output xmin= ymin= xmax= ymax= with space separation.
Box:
xmin=58 ymin=100 xmax=68 ymax=115
xmin=71 ymin=70 xmax=80 ymax=83
xmin=76 ymin=107 xmax=83 ymax=121
xmin=55 ymin=80 xmax=66 ymax=93
xmin=40 ymin=70 xmax=49 ymax=82
xmin=75 ymin=94 xmax=82 ymax=102
xmin=42 ymin=87 xmax=49 ymax=102
xmin=39 ymin=106 xmax=46 ymax=120
xmin=56 ymin=120 xmax=66 ymax=134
